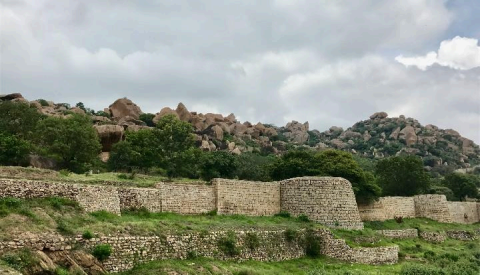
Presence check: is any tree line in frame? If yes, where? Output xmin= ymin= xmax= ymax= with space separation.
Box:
xmin=1 ymin=100 xmax=478 ymax=203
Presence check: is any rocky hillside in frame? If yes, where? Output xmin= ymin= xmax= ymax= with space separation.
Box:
xmin=1 ymin=93 xmax=479 ymax=170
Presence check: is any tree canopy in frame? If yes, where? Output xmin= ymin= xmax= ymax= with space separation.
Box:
xmin=376 ymin=156 xmax=431 ymax=196
xmin=442 ymin=173 xmax=479 ymax=201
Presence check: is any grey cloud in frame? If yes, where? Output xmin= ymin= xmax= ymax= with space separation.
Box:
xmin=1 ymin=0 xmax=479 ymax=143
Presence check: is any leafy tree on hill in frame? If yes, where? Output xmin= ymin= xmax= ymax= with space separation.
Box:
xmin=35 ymin=114 xmax=101 ymax=173
xmin=0 ymin=132 xmax=32 ymax=166
xmin=0 ymin=101 xmax=44 ymax=140
xmin=442 ymin=173 xmax=479 ymax=201
xmin=234 ymin=152 xmax=276 ymax=181
xmin=154 ymin=114 xmax=196 ymax=178
xmin=199 ymin=151 xmax=237 ymax=181
xmin=376 ymin=156 xmax=431 ymax=196
xmin=270 ymin=151 xmax=317 ymax=181
xmin=139 ymin=113 xmax=156 ymax=127
xmin=270 ymin=150 xmax=381 ymax=203
xmin=313 ymin=150 xmax=381 ymax=204
xmin=108 ymin=114 xmax=197 ymax=178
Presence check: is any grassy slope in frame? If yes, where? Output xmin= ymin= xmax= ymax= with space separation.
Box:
xmin=0 ymin=166 xmax=204 ymax=188
xmin=1 ymin=197 xmax=479 ymax=275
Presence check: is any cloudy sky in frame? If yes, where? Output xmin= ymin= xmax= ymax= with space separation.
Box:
xmin=1 ymin=0 xmax=479 ymax=143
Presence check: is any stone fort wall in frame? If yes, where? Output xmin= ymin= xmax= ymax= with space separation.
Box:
xmin=280 ymin=177 xmax=364 ymax=229
xmin=0 ymin=177 xmax=364 ymax=229
xmin=359 ymin=194 xmax=479 ymax=224
xmin=0 ymin=229 xmax=398 ymax=272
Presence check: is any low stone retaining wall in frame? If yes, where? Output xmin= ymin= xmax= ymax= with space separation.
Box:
xmin=0 ymin=229 xmax=398 ymax=272
xmin=419 ymin=231 xmax=446 ymax=243
xmin=377 ymin=229 xmax=418 ymax=239
xmin=446 ymin=230 xmax=477 ymax=241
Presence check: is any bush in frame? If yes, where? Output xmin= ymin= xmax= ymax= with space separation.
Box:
xmin=47 ymin=197 xmax=78 ymax=210
xmin=38 ymin=99 xmax=49 ymax=107
xmin=186 ymin=250 xmax=198 ymax=260
xmin=400 ymin=264 xmax=444 ymax=275
xmin=92 ymin=244 xmax=112 ymax=261
xmin=274 ymin=211 xmax=291 ymax=218
xmin=297 ymin=214 xmax=310 ymax=222
xmin=302 ymin=229 xmax=321 ymax=258
xmin=82 ymin=230 xmax=94 ymax=239
xmin=284 ymin=229 xmax=297 ymax=242
xmin=59 ymin=169 xmax=71 ymax=176
xmin=218 ymin=231 xmax=240 ymax=256
xmin=1 ymin=249 xmax=38 ymax=271
xmin=244 ymin=232 xmax=260 ymax=250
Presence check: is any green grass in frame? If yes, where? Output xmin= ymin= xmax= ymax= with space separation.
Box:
xmin=364 ymin=218 xmax=480 ymax=233
xmin=0 ymin=197 xmax=325 ymax=239
xmin=0 ymin=166 xmax=206 ymax=188
xmin=115 ymin=256 xmax=402 ymax=275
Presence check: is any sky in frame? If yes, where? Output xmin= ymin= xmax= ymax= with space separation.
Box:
xmin=1 ymin=0 xmax=479 ymax=143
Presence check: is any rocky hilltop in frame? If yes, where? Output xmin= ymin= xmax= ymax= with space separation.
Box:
xmin=1 ymin=93 xmax=479 ymax=170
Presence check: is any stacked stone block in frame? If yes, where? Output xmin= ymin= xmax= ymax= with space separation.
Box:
xmin=280 ymin=177 xmax=364 ymax=229
xmin=158 ymin=182 xmax=216 ymax=214
xmin=215 ymin=179 xmax=280 ymax=216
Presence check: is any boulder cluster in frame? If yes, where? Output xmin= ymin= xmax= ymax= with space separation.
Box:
xmin=1 ymin=93 xmax=478 ymax=169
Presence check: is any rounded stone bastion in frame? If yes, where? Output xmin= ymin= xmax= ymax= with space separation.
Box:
xmin=280 ymin=177 xmax=364 ymax=230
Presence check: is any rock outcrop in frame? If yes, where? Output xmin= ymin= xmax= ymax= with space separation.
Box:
xmin=94 ymin=125 xmax=124 ymax=152
xmin=109 ymin=98 xmax=142 ymax=120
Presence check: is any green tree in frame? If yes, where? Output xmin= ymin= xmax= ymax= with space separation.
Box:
xmin=139 ymin=113 xmax=156 ymax=127
xmin=314 ymin=150 xmax=381 ymax=203
xmin=234 ymin=152 xmax=275 ymax=181
xmin=442 ymin=173 xmax=479 ymax=201
xmin=107 ymin=141 xmax=140 ymax=172
xmin=376 ymin=156 xmax=431 ymax=196
xmin=35 ymin=114 xmax=101 ymax=172
xmin=269 ymin=150 xmax=317 ymax=181
xmin=0 ymin=132 xmax=31 ymax=166
xmin=270 ymin=149 xmax=381 ymax=203
xmin=124 ymin=129 xmax=158 ymax=170
xmin=154 ymin=114 xmax=196 ymax=178
xmin=0 ymin=101 xmax=43 ymax=139
xmin=199 ymin=151 xmax=237 ymax=181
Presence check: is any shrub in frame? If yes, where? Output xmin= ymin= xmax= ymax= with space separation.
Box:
xmin=92 ymin=244 xmax=112 ymax=261
xmin=302 ymin=229 xmax=321 ymax=258
xmin=56 ymin=220 xmax=73 ymax=235
xmin=1 ymin=249 xmax=38 ymax=270
xmin=218 ymin=231 xmax=240 ymax=256
xmin=284 ymin=229 xmax=297 ymax=242
xmin=297 ymin=214 xmax=310 ymax=222
xmin=186 ymin=250 xmax=198 ymax=260
xmin=47 ymin=197 xmax=78 ymax=210
xmin=38 ymin=99 xmax=49 ymax=106
xmin=205 ymin=209 xmax=217 ymax=216
xmin=244 ymin=232 xmax=260 ymax=250
xmin=59 ymin=169 xmax=71 ymax=176
xmin=82 ymin=230 xmax=94 ymax=240
xmin=274 ymin=211 xmax=291 ymax=218
xmin=55 ymin=268 xmax=70 ymax=275
xmin=400 ymin=264 xmax=443 ymax=275
xmin=423 ymin=250 xmax=436 ymax=259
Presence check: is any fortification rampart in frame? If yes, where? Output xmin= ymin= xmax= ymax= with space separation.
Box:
xmin=0 ymin=229 xmax=398 ymax=272
xmin=359 ymin=194 xmax=479 ymax=224
xmin=215 ymin=179 xmax=280 ymax=216
xmin=0 ymin=177 xmax=364 ymax=229
xmin=280 ymin=177 xmax=364 ymax=229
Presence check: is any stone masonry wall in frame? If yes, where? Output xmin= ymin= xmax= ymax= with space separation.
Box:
xmin=215 ymin=179 xmax=280 ymax=216
xmin=0 ymin=229 xmax=398 ymax=272
xmin=118 ymin=188 xmax=162 ymax=212
xmin=447 ymin=202 xmax=479 ymax=224
xmin=358 ymin=197 xmax=415 ymax=221
xmin=377 ymin=229 xmax=418 ymax=239
xmin=414 ymin=195 xmax=452 ymax=223
xmin=0 ymin=179 xmax=121 ymax=214
xmin=280 ymin=177 xmax=364 ymax=230
xmin=158 ymin=182 xmax=216 ymax=214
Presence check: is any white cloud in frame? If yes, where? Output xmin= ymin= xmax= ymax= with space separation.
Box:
xmin=0 ymin=0 xmax=479 ymax=143
xmin=396 ymin=36 xmax=480 ymax=70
